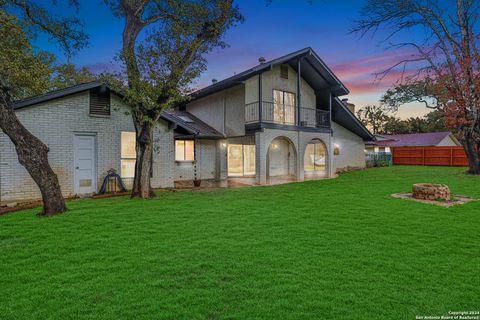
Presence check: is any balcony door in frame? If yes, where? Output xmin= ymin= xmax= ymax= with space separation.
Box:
xmin=273 ymin=90 xmax=296 ymax=125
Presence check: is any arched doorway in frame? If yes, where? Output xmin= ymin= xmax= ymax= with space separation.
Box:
xmin=304 ymin=139 xmax=327 ymax=178
xmin=268 ymin=137 xmax=296 ymax=182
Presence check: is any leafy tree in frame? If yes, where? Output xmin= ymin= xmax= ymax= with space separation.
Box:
xmin=104 ymin=0 xmax=243 ymax=198
xmin=381 ymin=79 xmax=438 ymax=110
xmin=356 ymin=105 xmax=390 ymax=134
xmin=0 ymin=1 xmax=87 ymax=215
xmin=353 ymin=0 xmax=480 ymax=174
xmin=50 ymin=64 xmax=97 ymax=90
xmin=423 ymin=110 xmax=446 ymax=132
xmin=383 ymin=116 xmax=411 ymax=135
xmin=405 ymin=117 xmax=426 ymax=134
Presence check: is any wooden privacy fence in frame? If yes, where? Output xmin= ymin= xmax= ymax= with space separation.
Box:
xmin=392 ymin=146 xmax=468 ymax=167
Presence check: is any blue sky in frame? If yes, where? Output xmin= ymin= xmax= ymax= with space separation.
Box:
xmin=37 ymin=0 xmax=427 ymax=118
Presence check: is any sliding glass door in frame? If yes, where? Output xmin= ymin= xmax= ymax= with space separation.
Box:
xmin=228 ymin=144 xmax=256 ymax=177
xmin=304 ymin=141 xmax=326 ymax=172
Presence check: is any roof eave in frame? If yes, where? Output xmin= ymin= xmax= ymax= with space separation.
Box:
xmin=306 ymin=48 xmax=349 ymax=96
xmin=13 ymin=81 xmax=106 ymax=110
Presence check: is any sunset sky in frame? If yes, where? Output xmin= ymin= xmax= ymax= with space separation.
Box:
xmin=38 ymin=0 xmax=429 ymax=119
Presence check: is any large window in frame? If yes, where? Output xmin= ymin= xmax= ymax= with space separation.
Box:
xmin=273 ymin=89 xmax=296 ymax=125
xmin=304 ymin=141 xmax=326 ymax=172
xmin=228 ymin=144 xmax=255 ymax=177
xmin=121 ymin=132 xmax=136 ymax=178
xmin=175 ymin=140 xmax=195 ymax=161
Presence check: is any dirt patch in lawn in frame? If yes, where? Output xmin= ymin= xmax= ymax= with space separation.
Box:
xmin=0 ymin=192 xmax=137 ymax=216
xmin=392 ymin=193 xmax=476 ymax=207
xmin=0 ymin=200 xmax=43 ymax=215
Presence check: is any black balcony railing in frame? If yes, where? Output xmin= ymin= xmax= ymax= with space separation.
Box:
xmin=316 ymin=109 xmax=330 ymax=128
xmin=245 ymin=101 xmax=330 ymax=128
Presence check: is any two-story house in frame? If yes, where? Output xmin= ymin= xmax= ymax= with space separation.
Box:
xmin=170 ymin=47 xmax=373 ymax=185
xmin=0 ymin=48 xmax=373 ymax=204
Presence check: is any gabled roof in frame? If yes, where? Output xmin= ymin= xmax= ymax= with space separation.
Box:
xmin=162 ymin=111 xmax=225 ymax=139
xmin=189 ymin=48 xmax=373 ymax=141
xmin=191 ymin=47 xmax=349 ymax=100
xmin=13 ymin=81 xmax=110 ymax=110
xmin=371 ymin=132 xmax=459 ymax=147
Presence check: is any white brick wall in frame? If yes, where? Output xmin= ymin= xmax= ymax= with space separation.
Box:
xmin=174 ymin=139 xmax=218 ymax=181
xmin=0 ymin=92 xmax=174 ymax=203
xmin=332 ymin=122 xmax=367 ymax=171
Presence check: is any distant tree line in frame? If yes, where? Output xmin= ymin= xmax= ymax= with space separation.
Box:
xmin=357 ymin=105 xmax=446 ymax=135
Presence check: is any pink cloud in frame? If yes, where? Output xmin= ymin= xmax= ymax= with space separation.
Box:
xmin=344 ymin=69 xmax=421 ymax=95
xmin=331 ymin=49 xmax=424 ymax=95
xmin=198 ymin=47 xmax=425 ymax=97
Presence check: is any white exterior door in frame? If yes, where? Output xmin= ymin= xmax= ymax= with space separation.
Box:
xmin=74 ymin=135 xmax=96 ymax=194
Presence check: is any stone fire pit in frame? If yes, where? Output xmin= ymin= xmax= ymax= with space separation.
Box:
xmin=412 ymin=183 xmax=451 ymax=201
xmin=392 ymin=183 xmax=474 ymax=207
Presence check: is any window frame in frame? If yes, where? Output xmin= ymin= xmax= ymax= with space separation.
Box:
xmin=120 ymin=132 xmax=136 ymax=178
xmin=304 ymin=142 xmax=327 ymax=172
xmin=227 ymin=144 xmax=256 ymax=177
xmin=273 ymin=89 xmax=296 ymax=125
xmin=175 ymin=140 xmax=195 ymax=162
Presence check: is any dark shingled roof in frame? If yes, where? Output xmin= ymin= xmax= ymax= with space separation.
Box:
xmin=369 ymin=132 xmax=459 ymax=147
xmin=13 ymin=81 xmax=109 ymax=110
xmin=162 ymin=111 xmax=225 ymax=139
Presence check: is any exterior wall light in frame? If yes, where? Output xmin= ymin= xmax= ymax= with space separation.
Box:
xmin=334 ymin=144 xmax=340 ymax=155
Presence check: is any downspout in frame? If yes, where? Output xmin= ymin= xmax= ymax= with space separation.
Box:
xmin=193 ymin=133 xmax=199 ymax=182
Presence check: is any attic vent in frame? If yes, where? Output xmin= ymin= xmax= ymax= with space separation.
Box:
xmin=89 ymin=87 xmax=110 ymax=116
xmin=280 ymin=65 xmax=289 ymax=79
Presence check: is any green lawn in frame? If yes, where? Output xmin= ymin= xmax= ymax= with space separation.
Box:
xmin=1 ymin=166 xmax=479 ymax=320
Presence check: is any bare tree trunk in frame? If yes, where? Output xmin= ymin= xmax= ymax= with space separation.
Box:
xmin=461 ymin=130 xmax=480 ymax=175
xmin=0 ymin=102 xmax=66 ymax=216
xmin=131 ymin=120 xmax=155 ymax=199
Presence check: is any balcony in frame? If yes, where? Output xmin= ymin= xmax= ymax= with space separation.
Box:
xmin=245 ymin=101 xmax=330 ymax=128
